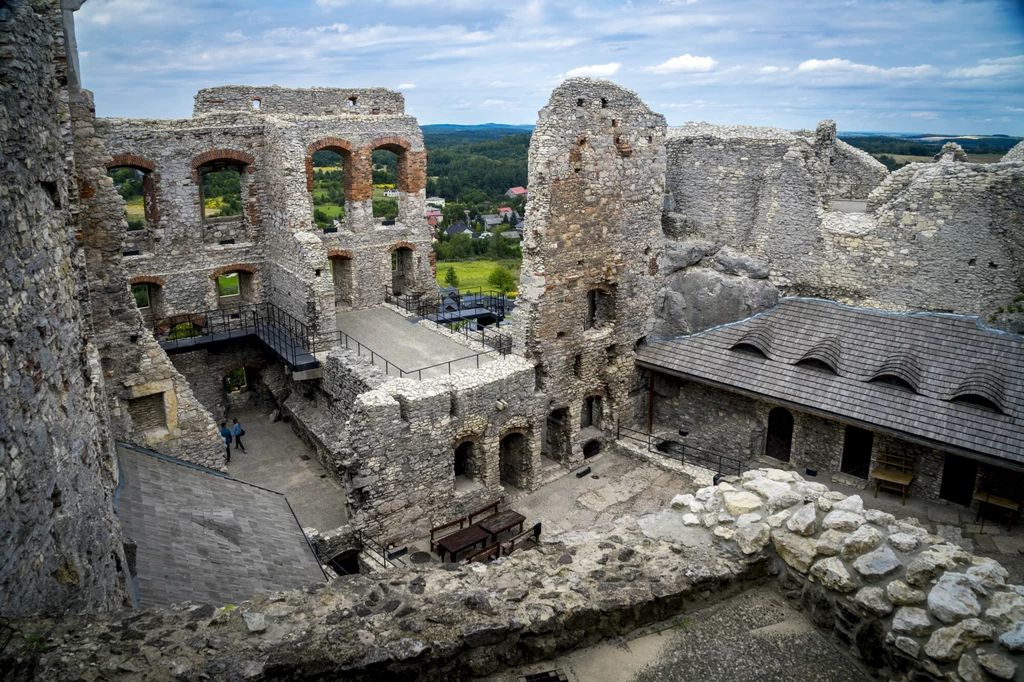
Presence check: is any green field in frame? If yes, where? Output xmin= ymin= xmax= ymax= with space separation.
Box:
xmin=125 ymin=196 xmax=145 ymax=220
xmin=317 ymin=203 xmax=345 ymax=219
xmin=435 ymin=259 xmax=521 ymax=294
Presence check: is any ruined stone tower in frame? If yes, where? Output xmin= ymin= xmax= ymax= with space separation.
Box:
xmin=515 ymin=79 xmax=666 ymax=462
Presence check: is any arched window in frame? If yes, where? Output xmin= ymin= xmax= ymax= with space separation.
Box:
xmin=129 ymin=278 xmax=164 ymax=321
xmin=367 ymin=137 xmax=426 ymax=224
xmin=765 ymin=407 xmax=793 ymax=462
xmin=795 ymin=357 xmax=838 ymax=374
xmin=306 ymin=139 xmax=353 ymax=231
xmin=869 ymin=374 xmax=917 ymax=392
xmin=190 ymin=149 xmax=255 ymax=243
xmin=211 ymin=265 xmax=257 ymax=309
xmin=106 ymin=154 xmax=158 ymax=234
xmin=951 ymin=394 xmax=1003 ymax=413
xmin=581 ymin=395 xmax=602 ymax=429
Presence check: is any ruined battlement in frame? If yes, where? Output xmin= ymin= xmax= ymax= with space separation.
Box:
xmin=193 ymin=85 xmax=405 ymax=117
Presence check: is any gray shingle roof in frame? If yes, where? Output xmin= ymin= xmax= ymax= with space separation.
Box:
xmin=636 ymin=298 xmax=1024 ymax=467
xmin=115 ymin=445 xmax=326 ymax=608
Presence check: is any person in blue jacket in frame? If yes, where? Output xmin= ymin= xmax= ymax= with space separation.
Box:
xmin=232 ymin=417 xmax=246 ymax=454
xmin=219 ymin=421 xmax=232 ymax=463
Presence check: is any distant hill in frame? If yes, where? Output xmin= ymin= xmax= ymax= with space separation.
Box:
xmin=422 ymin=123 xmax=534 ymax=147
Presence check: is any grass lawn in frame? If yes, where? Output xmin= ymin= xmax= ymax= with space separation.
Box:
xmin=436 ymin=259 xmax=521 ymax=294
xmin=317 ymin=203 xmax=345 ymax=219
xmin=124 ymin=196 xmax=144 ymax=220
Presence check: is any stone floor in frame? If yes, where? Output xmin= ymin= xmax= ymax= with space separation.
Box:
xmin=825 ymin=476 xmax=1024 ymax=584
xmin=226 ymin=408 xmax=348 ymax=533
xmin=506 ymin=451 xmax=693 ymax=538
xmin=336 ymin=306 xmax=493 ymax=378
xmin=479 ymin=587 xmax=872 ymax=682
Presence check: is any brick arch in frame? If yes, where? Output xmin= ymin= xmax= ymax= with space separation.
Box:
xmin=190 ymin=148 xmax=256 ymax=182
xmin=499 ymin=427 xmax=530 ymax=440
xmin=365 ymin=137 xmax=425 ymax=194
xmin=453 ymin=434 xmax=480 ymax=448
xmin=129 ymin=275 xmax=165 ymax=287
xmin=327 ymin=249 xmax=354 ymax=260
xmin=221 ymin=360 xmax=264 ymax=377
xmin=367 ymin=136 xmax=412 ymax=153
xmin=209 ymin=263 xmax=257 ymax=280
xmin=389 ymin=241 xmax=417 ymax=253
xmin=306 ymin=137 xmax=356 ymax=192
xmin=107 ymin=153 xmax=156 ymax=173
xmin=154 ymin=313 xmax=206 ymax=336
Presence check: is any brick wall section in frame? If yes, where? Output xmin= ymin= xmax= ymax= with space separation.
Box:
xmin=106 ymin=153 xmax=155 ymax=172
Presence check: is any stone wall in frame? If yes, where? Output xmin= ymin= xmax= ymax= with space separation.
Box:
xmin=168 ymin=341 xmax=274 ymax=421
xmin=651 ymin=375 xmax=961 ymax=503
xmin=661 ymin=121 xmax=1024 ymax=329
xmin=5 ymin=468 xmax=1023 ymax=681
xmin=0 ymin=0 xmax=130 ymax=615
xmin=514 ymin=79 xmax=667 ymax=463
xmin=193 ymin=85 xmax=405 ymax=117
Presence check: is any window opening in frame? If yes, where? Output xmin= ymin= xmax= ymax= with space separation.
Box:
xmin=200 ymin=167 xmax=242 ymax=222
xmin=131 ymin=283 xmax=151 ymax=309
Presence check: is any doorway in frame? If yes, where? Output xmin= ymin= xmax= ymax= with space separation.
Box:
xmin=840 ymin=426 xmax=874 ymax=479
xmin=391 ymin=247 xmax=414 ymax=295
xmin=544 ymin=408 xmax=571 ymax=463
xmin=765 ymin=407 xmax=793 ymax=462
xmin=499 ymin=432 xmax=530 ymax=489
xmin=331 ymin=256 xmax=354 ymax=309
xmin=939 ymin=454 xmax=978 ymax=507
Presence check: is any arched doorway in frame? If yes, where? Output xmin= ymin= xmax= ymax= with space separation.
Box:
xmin=583 ymin=440 xmax=601 ymax=459
xmin=391 ymin=246 xmax=415 ymax=295
xmin=330 ymin=254 xmax=355 ymax=309
xmin=765 ymin=407 xmax=793 ymax=462
xmin=499 ymin=432 xmax=530 ymax=489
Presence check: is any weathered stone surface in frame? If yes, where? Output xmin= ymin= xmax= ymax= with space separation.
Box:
xmin=242 ymin=611 xmax=267 ymax=633
xmin=967 ymin=559 xmax=1008 ymax=591
xmin=765 ymin=509 xmax=792 ymax=528
xmin=713 ymin=525 xmax=736 ymax=540
xmin=893 ymin=607 xmax=934 ymax=637
xmin=822 ymin=510 xmax=865 ymax=532
xmin=927 ymin=573 xmax=982 ymax=624
xmin=958 ymin=652 xmax=984 ymax=682
xmin=815 ymin=530 xmax=848 ymax=557
xmin=854 ymin=586 xmax=893 ymax=617
xmin=863 ymin=509 xmax=895 ymax=526
xmin=832 ymin=495 xmax=864 ymax=514
xmin=771 ymin=530 xmax=817 ymax=573
xmin=712 ymin=246 xmax=770 ymax=279
xmin=722 ymin=491 xmax=763 ymax=517
xmin=888 ymin=533 xmax=921 ymax=553
xmin=906 ymin=548 xmax=959 ymax=587
xmin=975 ymin=648 xmax=1017 ymax=679
xmin=852 ymin=545 xmax=901 ymax=581
xmin=734 ymin=523 xmax=771 ymax=555
xmin=998 ymin=621 xmax=1024 ymax=652
xmin=841 ymin=525 xmax=885 ymax=560
xmin=924 ymin=618 xmax=993 ymax=662
xmin=810 ymin=557 xmax=856 ymax=593
xmin=894 ymin=635 xmax=920 ymax=658
xmin=986 ymin=592 xmax=1024 ymax=627
xmin=887 ymin=580 xmax=927 ymax=606
xmin=786 ymin=504 xmax=817 ymax=536
xmin=662 ymin=240 xmax=718 ymax=275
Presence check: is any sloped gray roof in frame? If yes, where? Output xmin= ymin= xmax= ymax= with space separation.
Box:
xmin=116 ymin=445 xmax=326 ymax=608
xmin=636 ymin=298 xmax=1024 ymax=467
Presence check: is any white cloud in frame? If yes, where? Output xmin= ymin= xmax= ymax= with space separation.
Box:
xmin=398 ymin=83 xmax=416 ymax=89
xmin=948 ymin=55 xmax=1024 ymax=79
xmin=758 ymin=66 xmax=788 ymax=74
xmin=481 ymin=99 xmax=508 ymax=106
xmin=910 ymin=111 xmax=939 ymax=119
xmin=565 ymin=63 xmax=621 ymax=78
xmin=644 ymin=54 xmax=717 ymax=74
xmin=797 ymin=58 xmax=933 ymax=78
xmin=315 ymin=0 xmax=349 ymax=6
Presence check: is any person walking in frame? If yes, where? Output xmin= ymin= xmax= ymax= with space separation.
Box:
xmin=219 ymin=421 xmax=232 ymax=463
xmin=232 ymin=417 xmax=246 ymax=454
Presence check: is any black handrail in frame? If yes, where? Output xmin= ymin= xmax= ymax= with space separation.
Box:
xmin=384 ymin=284 xmax=513 ymax=356
xmin=617 ymin=423 xmax=743 ymax=476
xmin=356 ymin=530 xmax=405 ymax=570
xmin=325 ymin=328 xmax=493 ymax=379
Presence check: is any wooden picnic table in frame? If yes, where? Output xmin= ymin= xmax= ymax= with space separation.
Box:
xmin=477 ymin=510 xmax=526 ymax=543
xmin=434 ymin=524 xmax=489 ymax=562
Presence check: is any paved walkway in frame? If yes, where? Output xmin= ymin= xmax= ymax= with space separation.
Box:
xmin=226 ymin=408 xmax=348 ymax=533
xmin=336 ymin=307 xmax=491 ymax=378
xmin=482 ymin=586 xmax=871 ymax=682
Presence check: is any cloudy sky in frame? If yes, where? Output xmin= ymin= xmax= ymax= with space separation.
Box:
xmin=76 ymin=0 xmax=1024 ymax=134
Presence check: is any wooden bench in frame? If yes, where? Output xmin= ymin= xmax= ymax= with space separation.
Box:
xmin=430 ymin=516 xmax=467 ymax=554
xmin=468 ymin=542 xmax=502 ymax=563
xmin=468 ymin=501 xmax=500 ymax=525
xmin=975 ymin=487 xmax=1023 ymax=532
xmin=502 ymin=523 xmax=542 ymax=556
xmin=870 ymin=452 xmax=915 ymax=505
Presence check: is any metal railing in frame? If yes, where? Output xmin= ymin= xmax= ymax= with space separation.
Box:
xmin=617 ymin=423 xmax=743 ymax=477
xmin=326 ymin=327 xmax=494 ymax=380
xmin=357 ymin=530 xmax=406 ymax=570
xmin=384 ymin=284 xmax=513 ymax=356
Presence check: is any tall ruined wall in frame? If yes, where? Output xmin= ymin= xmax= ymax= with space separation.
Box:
xmin=74 ymin=95 xmax=224 ymax=468
xmin=661 ymin=120 xmax=1024 ymax=333
xmin=0 ymin=0 xmax=129 ymax=615
xmin=515 ymin=79 xmax=666 ymax=455
xmin=194 ymin=85 xmax=405 ymax=117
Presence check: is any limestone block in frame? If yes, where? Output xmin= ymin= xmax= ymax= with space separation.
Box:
xmin=794 ymin=481 xmax=829 ymax=500
xmin=742 ymin=477 xmax=792 ymax=500
xmin=927 ymin=573 xmax=983 ymax=624
xmin=887 ymin=580 xmax=927 ymax=606
xmin=713 ymin=526 xmax=735 ymax=541
xmin=734 ymin=523 xmax=770 ymax=555
xmin=243 ymin=612 xmax=267 ymax=633
xmin=765 ymin=509 xmax=792 ymax=528
xmin=662 ymin=240 xmax=718 ymax=275
xmin=735 ymin=513 xmax=763 ymax=528
xmin=722 ymin=491 xmax=762 ymax=517
xmin=681 ymin=514 xmax=701 ymax=527
xmin=816 ymin=497 xmax=834 ymax=512
xmin=894 ymin=635 xmax=920 ymax=658
xmin=670 ymin=494 xmax=694 ymax=510
xmin=893 ymin=607 xmax=933 ymax=637
xmin=852 ymin=545 xmax=901 ymax=581
xmin=841 ymin=525 xmax=885 ymax=560
xmin=958 ymin=652 xmax=984 ymax=682
xmin=854 ymin=586 xmax=893 ymax=617
xmin=887 ymin=533 xmax=920 ymax=553
xmin=822 ymin=510 xmax=865 ymax=532
xmin=771 ymin=530 xmax=817 ymax=573
xmin=815 ymin=530 xmax=849 ymax=557
xmin=975 ymin=648 xmax=1017 ymax=680
xmin=863 ymin=509 xmax=895 ymax=526
xmin=810 ymin=556 xmax=856 ymax=593
xmin=832 ymin=494 xmax=864 ymax=514
xmin=786 ymin=504 xmax=817 ymax=536
xmin=711 ymin=246 xmax=770 ymax=279
xmin=999 ymin=621 xmax=1024 ymax=652
xmin=923 ymin=618 xmax=993 ymax=662
xmin=967 ymin=559 xmax=1008 ymax=591
xmin=986 ymin=592 xmax=1024 ymax=627
xmin=906 ymin=548 xmax=959 ymax=587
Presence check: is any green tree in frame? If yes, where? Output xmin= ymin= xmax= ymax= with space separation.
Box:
xmin=487 ymin=264 xmax=517 ymax=295
xmin=444 ymin=265 xmax=460 ymax=288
